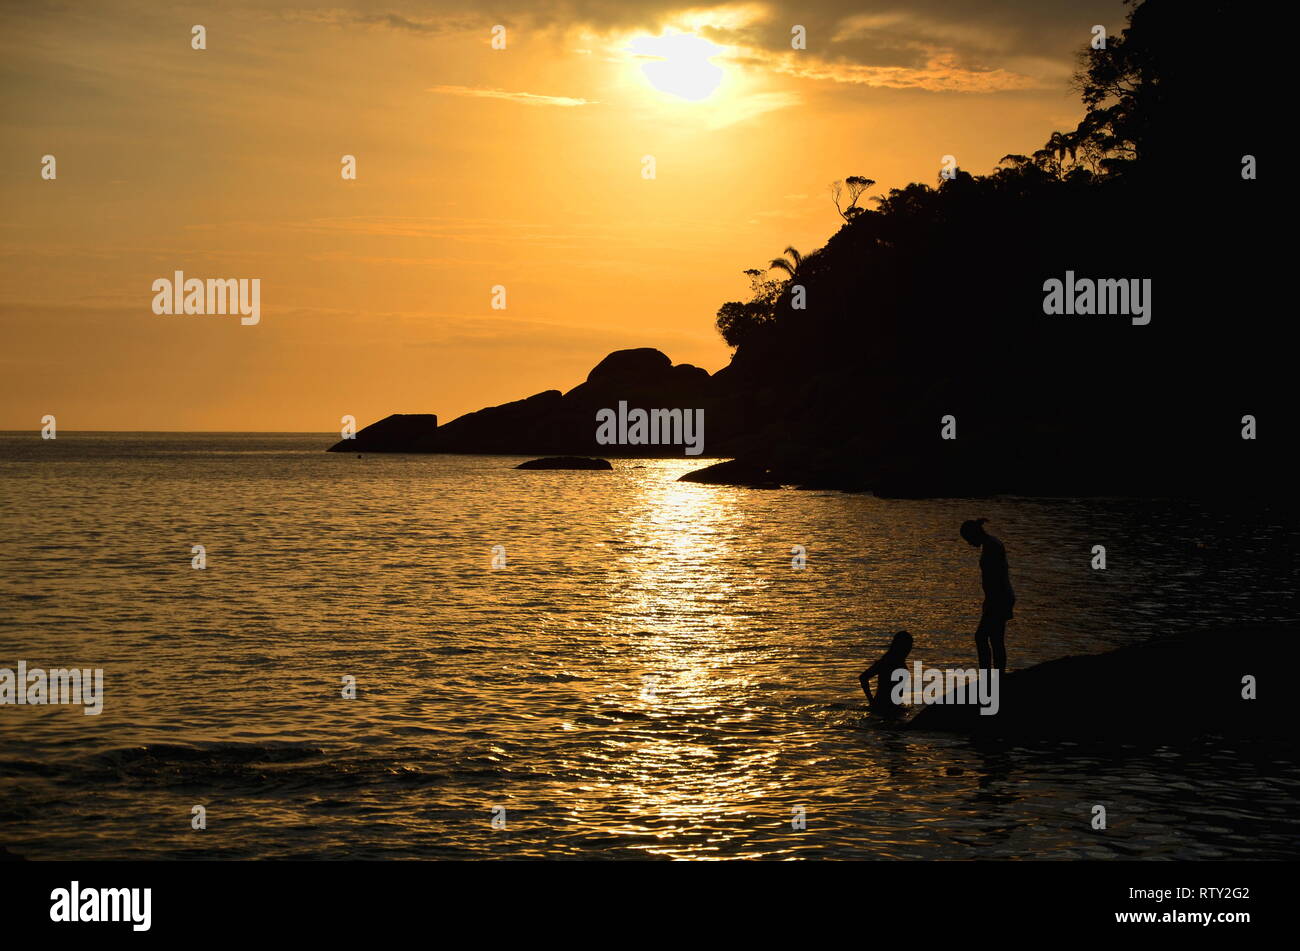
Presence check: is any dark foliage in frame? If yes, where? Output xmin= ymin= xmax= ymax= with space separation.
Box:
xmin=708 ymin=0 xmax=1283 ymax=496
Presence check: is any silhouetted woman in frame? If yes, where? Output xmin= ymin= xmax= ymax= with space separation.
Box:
xmin=961 ymin=518 xmax=1014 ymax=672
xmin=859 ymin=630 xmax=914 ymax=718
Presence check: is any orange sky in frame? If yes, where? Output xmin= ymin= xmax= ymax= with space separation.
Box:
xmin=0 ymin=0 xmax=1124 ymax=431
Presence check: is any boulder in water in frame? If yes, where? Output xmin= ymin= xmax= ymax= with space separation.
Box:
xmin=515 ymin=456 xmax=612 ymax=470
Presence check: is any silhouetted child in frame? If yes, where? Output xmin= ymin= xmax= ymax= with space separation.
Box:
xmin=859 ymin=630 xmax=914 ymax=718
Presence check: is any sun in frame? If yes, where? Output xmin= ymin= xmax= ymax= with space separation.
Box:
xmin=627 ymin=31 xmax=725 ymax=102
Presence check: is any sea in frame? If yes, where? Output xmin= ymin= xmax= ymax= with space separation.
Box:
xmin=1 ymin=431 xmax=1297 ymax=859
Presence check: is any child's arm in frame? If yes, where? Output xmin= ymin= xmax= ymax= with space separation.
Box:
xmin=858 ymin=669 xmax=876 ymax=703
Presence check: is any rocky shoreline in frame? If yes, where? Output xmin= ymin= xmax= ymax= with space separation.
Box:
xmin=907 ymin=626 xmax=1295 ymax=743
xmin=327 ymin=343 xmax=1288 ymax=500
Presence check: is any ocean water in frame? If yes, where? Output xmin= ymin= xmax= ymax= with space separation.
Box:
xmin=1 ymin=432 xmax=1297 ymax=860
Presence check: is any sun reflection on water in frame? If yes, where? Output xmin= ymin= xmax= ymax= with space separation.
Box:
xmin=4 ymin=442 xmax=1297 ymax=859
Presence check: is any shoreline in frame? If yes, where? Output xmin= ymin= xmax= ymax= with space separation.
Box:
xmin=907 ymin=624 xmax=1296 ymax=742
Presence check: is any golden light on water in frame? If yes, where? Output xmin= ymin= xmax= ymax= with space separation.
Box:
xmin=612 ymin=467 xmax=752 ymax=637
xmin=5 ymin=437 xmax=1288 ymax=859
xmin=578 ymin=468 xmax=790 ymax=856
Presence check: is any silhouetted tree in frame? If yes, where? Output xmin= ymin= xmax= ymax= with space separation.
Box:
xmin=768 ymin=246 xmax=805 ymax=280
xmin=831 ymin=176 xmax=875 ymax=221
xmin=714 ymin=267 xmax=784 ymax=348
xmin=707 ymin=0 xmax=1278 ymax=500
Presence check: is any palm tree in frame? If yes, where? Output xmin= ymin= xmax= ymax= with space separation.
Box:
xmin=768 ymin=246 xmax=804 ymax=281
xmin=1046 ymin=130 xmax=1078 ymax=163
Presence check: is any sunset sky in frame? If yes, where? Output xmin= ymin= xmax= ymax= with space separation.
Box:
xmin=1 ymin=0 xmax=1123 ymax=431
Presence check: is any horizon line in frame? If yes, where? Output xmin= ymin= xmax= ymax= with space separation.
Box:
xmin=1 ymin=429 xmax=339 ymax=435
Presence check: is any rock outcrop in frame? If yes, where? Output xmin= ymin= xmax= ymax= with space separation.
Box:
xmin=328 ymin=413 xmax=438 ymax=453
xmin=676 ymin=458 xmax=781 ymax=489
xmin=515 ymin=456 xmax=612 ymax=470
xmin=328 ymin=348 xmax=751 ymax=457
xmin=907 ymin=626 xmax=1295 ymax=743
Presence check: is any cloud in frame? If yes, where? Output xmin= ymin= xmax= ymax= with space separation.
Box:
xmin=352 ymin=12 xmax=452 ymax=32
xmin=563 ymin=0 xmax=1121 ymax=92
xmin=769 ymin=49 xmax=1037 ymax=92
xmin=157 ymin=2 xmax=1122 ymax=95
xmin=276 ymin=8 xmax=478 ymax=34
xmin=427 ymin=84 xmax=599 ymax=106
